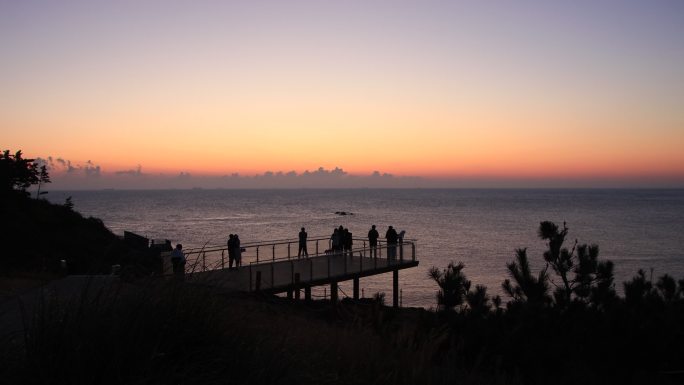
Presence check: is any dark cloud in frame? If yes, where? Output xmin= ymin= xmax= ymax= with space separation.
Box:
xmin=371 ymin=171 xmax=394 ymax=178
xmin=34 ymin=158 xmax=429 ymax=189
xmin=34 ymin=157 xmax=684 ymax=189
xmin=84 ymin=160 xmax=101 ymax=177
xmin=115 ymin=165 xmax=143 ymax=176
xmin=215 ymin=166 xmax=419 ymax=188
xmin=302 ymin=167 xmax=348 ymax=178
xmin=39 ymin=155 xmax=100 ymax=177
xmin=30 ymin=153 xmax=424 ymax=188
xmin=35 ymin=157 xmax=50 ymax=169
xmin=66 ymin=160 xmax=77 ymax=173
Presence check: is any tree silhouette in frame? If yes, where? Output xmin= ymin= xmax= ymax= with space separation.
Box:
xmin=0 ymin=149 xmax=42 ymax=196
xmin=35 ymin=165 xmax=51 ymax=198
xmin=502 ymin=248 xmax=550 ymax=306
xmin=465 ymin=284 xmax=492 ymax=315
xmin=539 ymin=221 xmax=574 ymax=303
xmin=500 ymin=222 xmax=616 ymax=309
xmin=624 ymin=269 xmax=657 ymax=306
xmin=536 ymin=221 xmax=616 ymax=308
xmin=428 ymin=262 xmax=471 ymax=311
xmin=589 ymin=255 xmax=617 ymax=308
xmin=64 ymin=196 xmax=75 ymax=210
xmin=656 ymin=274 xmax=678 ymax=302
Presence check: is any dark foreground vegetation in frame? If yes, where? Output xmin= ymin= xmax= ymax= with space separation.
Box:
xmin=425 ymin=221 xmax=684 ymax=384
xmin=1 ymin=149 xmax=160 ymax=275
xmin=2 ymin=279 xmax=455 ymax=385
xmin=3 ymin=268 xmax=684 ymax=385
xmin=2 ymin=148 xmax=684 ymax=384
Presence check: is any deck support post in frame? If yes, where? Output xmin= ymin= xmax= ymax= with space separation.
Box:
xmin=353 ymin=277 xmax=360 ymax=300
xmin=305 ymin=286 xmax=311 ymax=301
xmin=331 ymin=281 xmax=338 ymax=303
xmin=393 ymin=269 xmax=399 ymax=308
xmin=294 ymin=273 xmax=301 ymax=300
xmin=255 ymin=271 xmax=261 ymax=291
xmin=287 ymin=289 xmax=293 ymax=299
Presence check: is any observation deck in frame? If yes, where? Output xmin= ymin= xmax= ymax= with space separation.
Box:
xmin=175 ymin=236 xmax=419 ymax=307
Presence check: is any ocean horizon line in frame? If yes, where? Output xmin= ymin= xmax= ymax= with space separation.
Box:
xmin=44 ymin=186 xmax=684 ymax=192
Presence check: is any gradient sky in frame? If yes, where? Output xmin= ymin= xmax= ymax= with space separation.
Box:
xmin=2 ymin=0 xmax=683 ymax=188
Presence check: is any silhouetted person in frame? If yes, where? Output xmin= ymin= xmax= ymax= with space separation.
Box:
xmin=331 ymin=228 xmax=340 ymax=253
xmin=227 ymin=234 xmax=235 ymax=269
xmin=343 ymin=228 xmax=353 ymax=256
xmin=338 ymin=225 xmax=344 ymax=251
xmin=398 ymin=230 xmax=406 ymax=259
xmin=170 ymin=243 xmax=186 ymax=278
xmin=385 ymin=226 xmax=398 ymax=260
xmin=368 ymin=225 xmax=379 ymax=258
xmin=233 ymin=234 xmax=242 ymax=267
xmin=298 ymin=227 xmax=308 ymax=257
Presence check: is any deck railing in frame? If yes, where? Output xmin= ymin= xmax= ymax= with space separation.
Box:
xmin=244 ymin=240 xmax=417 ymax=291
xmin=181 ymin=236 xmax=416 ymax=273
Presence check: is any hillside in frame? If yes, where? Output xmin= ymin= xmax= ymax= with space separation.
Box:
xmin=1 ymin=192 xmax=147 ymax=275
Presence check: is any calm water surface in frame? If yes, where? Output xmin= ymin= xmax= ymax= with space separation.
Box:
xmin=48 ymin=189 xmax=684 ymax=308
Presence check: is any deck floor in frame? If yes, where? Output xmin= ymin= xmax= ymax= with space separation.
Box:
xmin=189 ymin=253 xmax=418 ymax=293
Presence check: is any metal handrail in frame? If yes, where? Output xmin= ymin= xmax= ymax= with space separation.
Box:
xmin=182 ymin=235 xmax=327 ymax=253
xmin=246 ymin=241 xmax=416 ymax=266
xmin=184 ymin=236 xmax=417 ymax=254
xmin=179 ymin=234 xmax=416 ymax=276
xmin=184 ymin=235 xmax=415 ymax=254
xmin=245 ymin=240 xmax=417 ymax=291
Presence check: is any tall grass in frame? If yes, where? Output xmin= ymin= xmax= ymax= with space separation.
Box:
xmin=2 ymin=275 xmax=503 ymax=385
xmin=9 ymin=258 xmax=681 ymax=384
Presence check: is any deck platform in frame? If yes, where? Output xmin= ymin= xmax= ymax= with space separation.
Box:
xmin=180 ymin=237 xmax=419 ymax=307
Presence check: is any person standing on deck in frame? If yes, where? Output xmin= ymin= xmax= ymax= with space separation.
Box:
xmin=344 ymin=228 xmax=353 ymax=256
xmin=338 ymin=225 xmax=345 ymax=253
xmin=368 ymin=225 xmax=379 ymax=258
xmin=298 ymin=227 xmax=308 ymax=257
xmin=385 ymin=226 xmax=398 ymax=260
xmin=233 ymin=234 xmax=242 ymax=267
xmin=227 ymin=234 xmax=235 ymax=269
xmin=170 ymin=244 xmax=186 ymax=279
xmin=331 ymin=228 xmax=340 ymax=254
xmin=398 ymin=230 xmax=406 ymax=259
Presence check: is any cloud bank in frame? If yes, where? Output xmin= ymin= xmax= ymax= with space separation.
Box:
xmin=33 ymin=156 xmax=684 ymax=190
xmin=36 ymin=157 xmax=425 ymax=189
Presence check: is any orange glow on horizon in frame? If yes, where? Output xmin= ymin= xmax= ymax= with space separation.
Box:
xmin=3 ymin=2 xmax=684 ymax=187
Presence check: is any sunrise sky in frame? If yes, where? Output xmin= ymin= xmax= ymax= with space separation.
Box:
xmin=2 ymin=0 xmax=683 ymax=188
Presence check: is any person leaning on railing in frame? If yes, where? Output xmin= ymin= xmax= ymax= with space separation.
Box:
xmin=398 ymin=230 xmax=406 ymax=259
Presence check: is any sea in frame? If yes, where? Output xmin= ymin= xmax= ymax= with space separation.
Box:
xmin=47 ymin=189 xmax=684 ymax=308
